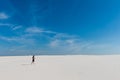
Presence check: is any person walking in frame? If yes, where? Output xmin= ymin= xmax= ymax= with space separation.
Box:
xmin=31 ymin=55 xmax=35 ymax=64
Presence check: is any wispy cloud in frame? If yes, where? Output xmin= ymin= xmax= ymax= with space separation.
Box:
xmin=48 ymin=34 xmax=111 ymax=54
xmin=48 ymin=33 xmax=92 ymax=54
xmin=0 ymin=36 xmax=35 ymax=45
xmin=0 ymin=26 xmax=109 ymax=55
xmin=0 ymin=23 xmax=22 ymax=31
xmin=25 ymin=27 xmax=90 ymax=54
xmin=25 ymin=27 xmax=56 ymax=34
xmin=12 ymin=25 xmax=22 ymax=30
xmin=0 ymin=13 xmax=9 ymax=19
xmin=0 ymin=23 xmax=13 ymax=27
xmin=26 ymin=27 xmax=43 ymax=33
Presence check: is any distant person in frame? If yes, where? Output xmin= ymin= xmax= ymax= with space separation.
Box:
xmin=31 ymin=55 xmax=35 ymax=64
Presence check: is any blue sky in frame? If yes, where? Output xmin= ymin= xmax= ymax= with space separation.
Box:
xmin=0 ymin=0 xmax=120 ymax=55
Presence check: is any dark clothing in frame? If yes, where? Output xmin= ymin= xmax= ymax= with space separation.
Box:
xmin=32 ymin=55 xmax=35 ymax=63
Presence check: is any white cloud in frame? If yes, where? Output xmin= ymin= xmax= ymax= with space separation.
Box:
xmin=0 ymin=36 xmax=35 ymax=45
xmin=0 ymin=23 xmax=13 ymax=27
xmin=48 ymin=33 xmax=92 ymax=53
xmin=26 ymin=27 xmax=43 ymax=33
xmin=0 ymin=26 xmax=110 ymax=54
xmin=0 ymin=23 xmax=22 ymax=30
xmin=49 ymin=39 xmax=59 ymax=47
xmin=12 ymin=26 xmax=22 ymax=30
xmin=25 ymin=27 xmax=56 ymax=34
xmin=0 ymin=13 xmax=9 ymax=19
xmin=0 ymin=26 xmax=89 ymax=54
xmin=48 ymin=35 xmax=111 ymax=54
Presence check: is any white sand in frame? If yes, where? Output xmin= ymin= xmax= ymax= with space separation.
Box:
xmin=0 ymin=55 xmax=120 ymax=80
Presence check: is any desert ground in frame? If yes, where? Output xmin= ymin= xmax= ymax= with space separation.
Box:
xmin=0 ymin=55 xmax=120 ymax=80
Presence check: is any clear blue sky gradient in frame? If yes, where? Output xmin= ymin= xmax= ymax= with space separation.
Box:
xmin=0 ymin=0 xmax=120 ymax=55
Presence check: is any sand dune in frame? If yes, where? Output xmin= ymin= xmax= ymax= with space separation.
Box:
xmin=0 ymin=55 xmax=120 ymax=80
